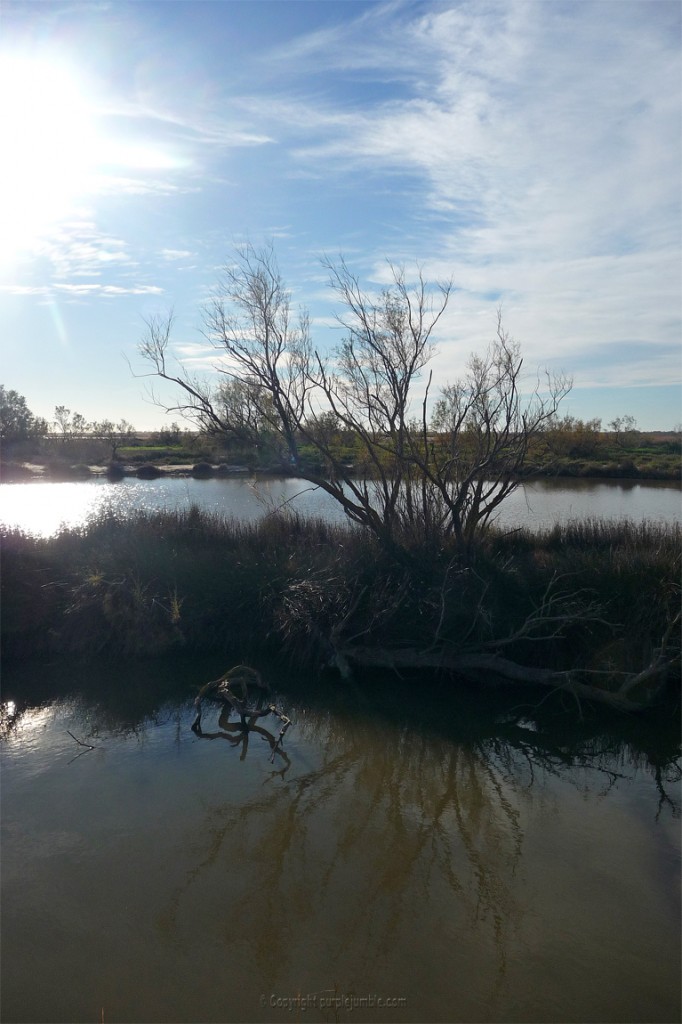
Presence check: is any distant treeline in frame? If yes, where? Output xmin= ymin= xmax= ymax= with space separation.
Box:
xmin=2 ymin=384 xmax=680 ymax=482
xmin=2 ymin=423 xmax=680 ymax=483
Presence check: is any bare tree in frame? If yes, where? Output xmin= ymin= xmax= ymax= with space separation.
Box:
xmin=52 ymin=405 xmax=72 ymax=441
xmin=136 ymin=245 xmax=570 ymax=557
xmin=609 ymin=414 xmax=638 ymax=450
xmin=70 ymin=412 xmax=89 ymax=437
xmin=91 ymin=418 xmax=136 ymax=460
xmin=424 ymin=315 xmax=571 ymax=545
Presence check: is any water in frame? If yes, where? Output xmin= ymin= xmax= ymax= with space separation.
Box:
xmin=1 ymin=657 xmax=680 ymax=1023
xmin=1 ymin=475 xmax=680 ymax=537
xmin=2 ymin=480 xmax=680 ymax=1022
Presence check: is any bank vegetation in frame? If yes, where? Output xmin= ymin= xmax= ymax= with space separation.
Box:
xmin=2 ymin=510 xmax=679 ymax=713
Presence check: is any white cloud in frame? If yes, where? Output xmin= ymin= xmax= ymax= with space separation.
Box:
xmin=257 ymin=0 xmax=680 ymax=388
xmin=101 ymin=285 xmax=164 ymax=296
xmin=94 ymin=174 xmax=200 ymax=197
xmin=0 ymin=284 xmax=50 ymax=296
xmin=159 ymin=249 xmax=195 ymax=261
xmin=53 ymin=282 xmax=163 ymax=297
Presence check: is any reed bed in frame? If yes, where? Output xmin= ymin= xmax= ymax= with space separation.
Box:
xmin=2 ymin=511 xmax=679 ymax=701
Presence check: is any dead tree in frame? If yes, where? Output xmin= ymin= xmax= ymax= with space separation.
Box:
xmin=135 ymin=244 xmax=570 ymax=559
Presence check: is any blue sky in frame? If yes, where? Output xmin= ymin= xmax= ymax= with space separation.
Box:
xmin=1 ymin=0 xmax=680 ymax=431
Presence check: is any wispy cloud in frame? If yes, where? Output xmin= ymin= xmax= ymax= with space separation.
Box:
xmin=246 ymin=1 xmax=679 ymax=387
xmin=0 ymin=284 xmax=49 ymax=297
xmin=35 ymin=221 xmax=137 ymax=278
xmin=171 ymin=341 xmax=233 ymax=373
xmin=159 ymin=249 xmax=195 ymax=261
xmin=94 ymin=174 xmax=200 ymax=197
xmin=0 ymin=219 xmax=164 ymax=299
xmin=54 ymin=282 xmax=164 ymax=297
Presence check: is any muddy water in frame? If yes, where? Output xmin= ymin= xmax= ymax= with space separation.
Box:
xmin=1 ymin=658 xmax=680 ymax=1023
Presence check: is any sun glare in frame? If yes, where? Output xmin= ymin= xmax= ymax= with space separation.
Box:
xmin=0 ymin=52 xmax=186 ymax=268
xmin=0 ymin=54 xmax=101 ymax=264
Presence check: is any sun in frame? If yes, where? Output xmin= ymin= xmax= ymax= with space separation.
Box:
xmin=0 ymin=51 xmax=188 ymax=269
xmin=0 ymin=54 xmax=100 ymax=265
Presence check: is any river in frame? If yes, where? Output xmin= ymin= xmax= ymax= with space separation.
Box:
xmin=1 ymin=475 xmax=680 ymax=536
xmin=1 ymin=655 xmax=680 ymax=1024
xmin=2 ymin=478 xmax=680 ymax=1022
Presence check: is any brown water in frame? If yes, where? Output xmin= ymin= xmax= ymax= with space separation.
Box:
xmin=1 ymin=657 xmax=680 ymax=1024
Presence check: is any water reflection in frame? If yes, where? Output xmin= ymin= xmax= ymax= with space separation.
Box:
xmin=1 ymin=663 xmax=680 ymax=1023
xmin=193 ymin=705 xmax=293 ymax=778
xmin=168 ymin=714 xmax=527 ymax=999
xmin=159 ymin=691 xmax=680 ymax=1004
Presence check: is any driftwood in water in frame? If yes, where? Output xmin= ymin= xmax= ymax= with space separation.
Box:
xmin=192 ymin=664 xmax=269 ymax=728
xmin=192 ymin=664 xmax=291 ymax=753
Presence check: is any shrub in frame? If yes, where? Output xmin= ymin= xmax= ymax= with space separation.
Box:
xmin=0 ymin=461 xmax=33 ymax=482
xmin=42 ymin=460 xmax=91 ymax=480
xmin=137 ymin=463 xmax=162 ymax=479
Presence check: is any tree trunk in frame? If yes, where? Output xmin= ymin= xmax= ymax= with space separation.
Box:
xmin=337 ymin=644 xmax=667 ymax=712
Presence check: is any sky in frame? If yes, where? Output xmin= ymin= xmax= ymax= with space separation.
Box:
xmin=0 ymin=0 xmax=680 ymax=432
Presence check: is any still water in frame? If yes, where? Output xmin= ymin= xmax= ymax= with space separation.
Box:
xmin=1 ymin=657 xmax=680 ymax=1023
xmin=1 ymin=475 xmax=681 ymax=536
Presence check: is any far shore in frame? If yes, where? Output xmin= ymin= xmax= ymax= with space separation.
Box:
xmin=1 ymin=458 xmax=680 ymax=485
xmin=1 ymin=461 xmax=252 ymax=481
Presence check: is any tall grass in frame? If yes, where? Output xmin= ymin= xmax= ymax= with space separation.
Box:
xmin=1 ymin=509 xmax=372 ymax=660
xmin=2 ymin=511 xmax=679 ymax=695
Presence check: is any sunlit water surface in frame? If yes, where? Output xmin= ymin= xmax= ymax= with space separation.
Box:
xmin=1 ymin=658 xmax=680 ymax=1024
xmin=1 ymin=475 xmax=681 ymax=536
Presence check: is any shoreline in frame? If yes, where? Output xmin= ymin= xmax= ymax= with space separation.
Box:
xmin=1 ymin=459 xmax=680 ymax=485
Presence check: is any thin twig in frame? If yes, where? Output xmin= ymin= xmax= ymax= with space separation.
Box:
xmin=67 ymin=730 xmax=96 ymax=750
xmin=262 ymin=486 xmax=321 ymax=518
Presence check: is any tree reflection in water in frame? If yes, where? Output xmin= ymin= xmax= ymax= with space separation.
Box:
xmin=2 ymin=658 xmax=679 ymax=1020
xmin=158 ymin=688 xmax=680 ymax=1012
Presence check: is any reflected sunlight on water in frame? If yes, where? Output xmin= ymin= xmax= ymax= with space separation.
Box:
xmin=1 ymin=475 xmax=680 ymax=537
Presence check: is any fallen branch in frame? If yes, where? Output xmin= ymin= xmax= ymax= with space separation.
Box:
xmin=267 ymin=706 xmax=292 ymax=760
xmin=336 ymin=645 xmax=667 ymax=712
xmin=618 ymin=610 xmax=681 ymax=698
